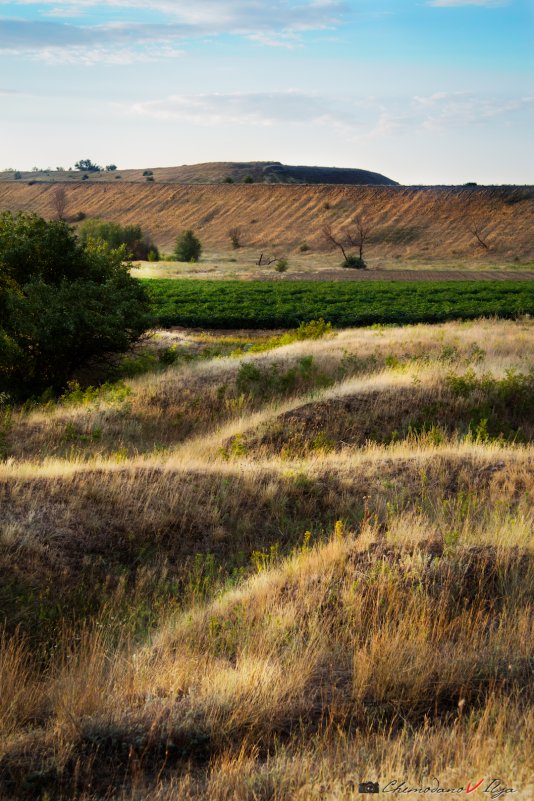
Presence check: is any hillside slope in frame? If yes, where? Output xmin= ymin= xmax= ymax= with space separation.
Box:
xmin=1 ymin=319 xmax=533 ymax=799
xmin=0 ymin=183 xmax=533 ymax=261
xmin=0 ymin=161 xmax=397 ymax=186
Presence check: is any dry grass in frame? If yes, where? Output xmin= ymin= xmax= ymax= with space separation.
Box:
xmin=0 ymin=183 xmax=533 ymax=266
xmin=0 ymin=318 xmax=533 ymax=799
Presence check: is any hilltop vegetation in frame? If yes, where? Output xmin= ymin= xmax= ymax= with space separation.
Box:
xmin=0 ymin=317 xmax=533 ymax=798
xmin=0 ymin=161 xmax=397 ymax=186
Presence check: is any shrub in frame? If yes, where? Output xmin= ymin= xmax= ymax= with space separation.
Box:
xmin=342 ymin=255 xmax=367 ymax=269
xmin=223 ymin=177 xmax=234 ymax=184
xmin=244 ymin=175 xmax=254 ymax=184
xmin=147 ymin=249 xmax=159 ymax=262
xmin=0 ymin=211 xmax=151 ymax=397
xmin=299 ymin=242 xmax=310 ymax=252
xmin=146 ymin=176 xmax=155 ymax=182
xmin=228 ymin=227 xmax=242 ymax=249
xmin=174 ymin=230 xmax=202 ymax=263
xmin=79 ymin=219 xmax=159 ymax=261
xmin=274 ymin=258 xmax=289 ymax=273
xmin=142 ymin=170 xmax=153 ymax=176
xmin=73 ymin=211 xmax=86 ymax=222
xmin=13 ymin=171 xmax=21 ymax=180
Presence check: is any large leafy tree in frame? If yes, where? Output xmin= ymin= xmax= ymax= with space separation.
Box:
xmin=0 ymin=212 xmax=151 ymax=398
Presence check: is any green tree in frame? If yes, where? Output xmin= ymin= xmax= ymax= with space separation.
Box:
xmin=74 ymin=159 xmax=101 ymax=172
xmin=174 ymin=230 xmax=202 ymax=262
xmin=0 ymin=212 xmax=151 ymax=397
xmin=78 ymin=219 xmax=159 ymax=261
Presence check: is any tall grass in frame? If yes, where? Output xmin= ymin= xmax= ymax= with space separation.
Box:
xmin=0 ymin=318 xmax=533 ymax=799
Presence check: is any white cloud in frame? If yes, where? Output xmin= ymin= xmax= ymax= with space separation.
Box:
xmin=0 ymin=1 xmax=347 ymax=62
xmin=0 ymin=1 xmax=347 ymax=34
xmin=127 ymin=90 xmax=534 ymax=140
xmin=129 ymin=90 xmax=357 ymax=128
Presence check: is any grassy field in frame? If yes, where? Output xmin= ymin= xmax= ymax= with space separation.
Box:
xmin=144 ymin=277 xmax=534 ymax=328
xmin=0 ymin=317 xmax=533 ymax=799
xmin=133 ymin=252 xmax=534 ymax=281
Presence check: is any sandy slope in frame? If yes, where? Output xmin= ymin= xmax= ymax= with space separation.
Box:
xmin=0 ymin=182 xmax=533 ymax=261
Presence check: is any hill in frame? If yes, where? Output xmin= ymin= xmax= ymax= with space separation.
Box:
xmin=0 ymin=161 xmax=398 ymax=186
xmin=0 ymin=318 xmax=533 ymax=799
xmin=0 ymin=182 xmax=533 ymax=264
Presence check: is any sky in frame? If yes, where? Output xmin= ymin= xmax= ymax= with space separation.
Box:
xmin=0 ymin=0 xmax=533 ymax=184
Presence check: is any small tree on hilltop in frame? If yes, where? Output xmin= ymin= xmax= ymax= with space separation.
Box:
xmin=74 ymin=159 xmax=101 ymax=173
xmin=174 ymin=230 xmax=202 ymax=262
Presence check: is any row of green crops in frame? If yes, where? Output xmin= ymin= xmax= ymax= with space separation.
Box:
xmin=143 ymin=279 xmax=534 ymax=329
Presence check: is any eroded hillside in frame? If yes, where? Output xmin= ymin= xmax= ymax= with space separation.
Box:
xmin=0 ymin=183 xmax=533 ymax=261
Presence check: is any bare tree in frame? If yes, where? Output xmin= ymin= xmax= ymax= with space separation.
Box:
xmin=467 ymin=218 xmax=490 ymax=251
xmin=323 ymin=213 xmax=374 ymax=266
xmin=323 ymin=224 xmax=349 ymax=261
xmin=453 ymin=190 xmax=495 ymax=252
xmin=52 ymin=185 xmax=68 ymax=221
xmin=256 ymin=252 xmax=278 ymax=266
xmin=348 ymin=214 xmax=373 ymax=260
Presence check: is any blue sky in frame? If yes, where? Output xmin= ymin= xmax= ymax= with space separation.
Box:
xmin=0 ymin=0 xmax=532 ymax=183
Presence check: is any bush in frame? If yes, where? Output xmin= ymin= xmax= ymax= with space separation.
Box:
xmin=143 ymin=170 xmax=153 ymax=176
xmin=244 ymin=175 xmax=254 ymax=184
xmin=342 ymin=255 xmax=367 ymax=269
xmin=274 ymin=258 xmax=289 ymax=273
xmin=79 ymin=219 xmax=159 ymax=261
xmin=0 ymin=212 xmax=151 ymax=397
xmin=228 ymin=227 xmax=242 ymax=249
xmin=299 ymin=242 xmax=310 ymax=252
xmin=223 ymin=177 xmax=234 ymax=184
xmin=174 ymin=230 xmax=202 ymax=263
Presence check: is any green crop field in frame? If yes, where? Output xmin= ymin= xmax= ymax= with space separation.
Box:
xmin=143 ymin=278 xmax=534 ymax=329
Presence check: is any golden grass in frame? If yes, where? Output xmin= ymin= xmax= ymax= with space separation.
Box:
xmin=0 ymin=183 xmax=533 ymax=265
xmin=0 ymin=318 xmax=533 ymax=798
